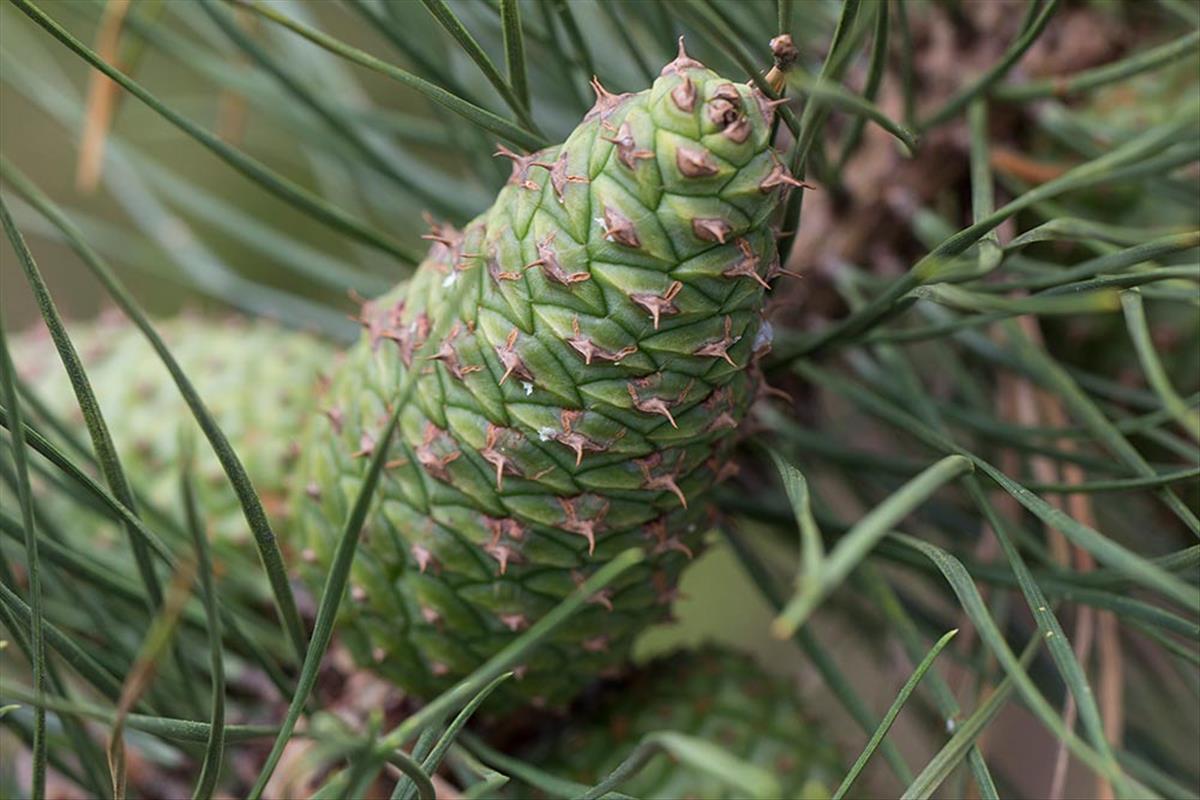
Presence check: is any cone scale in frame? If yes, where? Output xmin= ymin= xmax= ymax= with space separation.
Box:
xmin=299 ymin=44 xmax=800 ymax=707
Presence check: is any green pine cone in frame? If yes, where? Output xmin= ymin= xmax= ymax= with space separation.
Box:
xmin=511 ymin=647 xmax=841 ymax=799
xmin=298 ymin=43 xmax=799 ymax=707
xmin=12 ymin=313 xmax=333 ymax=558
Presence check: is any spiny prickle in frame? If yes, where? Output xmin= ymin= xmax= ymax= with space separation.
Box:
xmin=298 ymin=41 xmax=802 ymax=708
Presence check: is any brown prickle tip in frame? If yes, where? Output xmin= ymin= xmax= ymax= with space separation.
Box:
xmin=692 ymin=218 xmax=732 ymax=244
xmin=322 ymin=405 xmax=344 ymax=434
xmin=411 ymin=543 xmax=435 ymax=573
xmin=751 ymin=92 xmax=789 ymax=126
xmin=589 ymin=75 xmax=615 ymax=102
xmin=484 ymin=516 xmax=527 ymax=574
xmin=351 ymin=294 xmax=408 ymax=352
xmin=756 ymin=374 xmax=793 ymax=405
xmin=705 ymin=410 xmax=739 ymax=433
xmin=671 ymin=75 xmax=697 ymax=112
xmin=486 ymin=253 xmax=522 ymax=283
xmin=480 ymin=424 xmax=523 ymax=491
xmin=525 ymin=232 xmax=590 ymax=285
xmin=676 ymin=146 xmax=719 ymax=177
xmin=693 ymin=315 xmax=740 ymax=367
xmin=566 ymin=317 xmax=638 ymax=366
xmin=530 ymin=151 xmax=589 ymax=203
xmin=487 ymin=516 xmax=527 ymax=546
xmin=589 ymin=589 xmax=615 ymax=612
xmin=660 ymin=35 xmax=704 ymax=75
xmin=493 ymin=143 xmax=539 ymax=190
xmin=581 ymin=635 xmax=610 ymax=653
xmin=630 ymin=280 xmax=682 ymax=330
xmin=627 ymin=382 xmax=678 ymax=428
xmin=559 ymin=496 xmax=608 ymax=556
xmin=637 ymin=452 xmax=688 ymax=509
xmin=760 ymin=153 xmax=812 ymax=194
xmin=426 ymin=324 xmax=481 ymax=380
xmin=496 ymin=327 xmax=534 ymax=385
xmin=415 ymin=423 xmax=461 ymax=482
xmin=498 ymin=612 xmax=528 ymax=632
xmin=712 ymin=83 xmax=741 ymax=102
xmin=586 ymin=75 xmax=632 ymax=120
xmin=702 ymin=384 xmax=734 ymax=415
xmin=419 ymin=213 xmax=463 ymax=251
xmin=380 ymin=310 xmax=430 ymax=367
xmin=723 ymin=238 xmax=772 ymax=289
xmin=492 ymin=143 xmax=524 ymax=162
xmin=456 ymin=251 xmax=481 ymax=274
xmin=550 ymin=409 xmax=606 ymax=467
xmin=599 ymin=205 xmax=641 ymax=248
xmin=652 ymin=568 xmax=683 ymax=607
xmin=352 ymin=432 xmax=376 ymax=458
xmin=643 ymin=517 xmax=694 ymax=559
xmin=764 ymin=249 xmax=801 ymax=282
xmin=600 ymin=122 xmax=654 ymax=171
xmin=484 ymin=540 xmax=518 ymax=575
